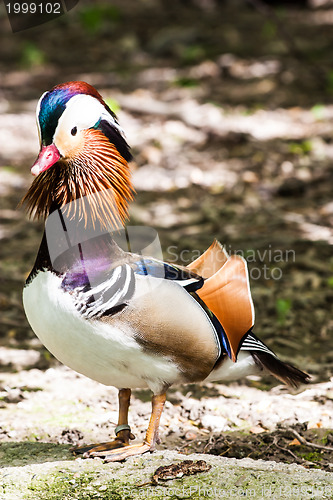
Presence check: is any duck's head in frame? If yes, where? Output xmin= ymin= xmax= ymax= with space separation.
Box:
xmin=23 ymin=81 xmax=133 ymax=229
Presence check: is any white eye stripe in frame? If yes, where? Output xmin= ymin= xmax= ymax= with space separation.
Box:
xmin=36 ymin=91 xmax=47 ymax=145
xmin=54 ymin=94 xmax=124 ymax=139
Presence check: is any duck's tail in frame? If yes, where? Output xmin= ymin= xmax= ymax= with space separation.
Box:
xmin=251 ymin=351 xmax=310 ymax=388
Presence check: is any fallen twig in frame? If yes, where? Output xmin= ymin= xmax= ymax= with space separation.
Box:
xmin=273 ymin=436 xmax=305 ymax=464
xmin=290 ymin=429 xmax=333 ymax=452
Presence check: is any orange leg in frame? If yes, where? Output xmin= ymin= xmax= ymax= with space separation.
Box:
xmin=73 ymin=388 xmax=135 ymax=456
xmin=89 ymin=393 xmax=167 ymax=462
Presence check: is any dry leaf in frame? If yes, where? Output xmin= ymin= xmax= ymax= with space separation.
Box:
xmin=307 ymin=422 xmax=322 ymax=429
xmin=185 ymin=431 xmax=197 ymax=440
xmin=289 ymin=438 xmax=301 ymax=446
xmin=250 ymin=425 xmax=266 ymax=434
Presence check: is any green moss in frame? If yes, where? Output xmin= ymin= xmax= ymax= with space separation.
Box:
xmin=288 ymin=140 xmax=313 ymax=156
xmin=26 ymin=472 xmax=127 ymax=500
xmin=0 ymin=442 xmax=73 ymax=468
xmin=320 ymin=434 xmax=329 ymax=445
xmin=23 ymin=469 xmax=210 ymax=500
xmin=79 ymin=5 xmax=120 ymax=35
xmin=327 ymin=276 xmax=333 ymax=289
xmin=179 ymin=44 xmax=206 ymax=64
xmin=173 ymin=77 xmax=199 ymax=88
xmin=20 ymin=42 xmax=46 ymax=68
xmin=275 ymin=298 xmax=292 ymax=325
xmin=297 ymin=451 xmax=323 ymax=462
xmin=311 ymin=104 xmax=326 ymax=120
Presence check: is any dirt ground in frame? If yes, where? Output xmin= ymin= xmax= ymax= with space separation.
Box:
xmin=1 ymin=365 xmax=333 ymax=473
xmin=0 ymin=0 xmax=332 ymax=475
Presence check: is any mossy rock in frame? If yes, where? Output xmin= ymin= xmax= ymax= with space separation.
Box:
xmin=1 ymin=449 xmax=333 ymax=500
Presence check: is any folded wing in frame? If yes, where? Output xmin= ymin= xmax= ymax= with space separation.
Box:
xmin=188 ymin=241 xmax=254 ymax=362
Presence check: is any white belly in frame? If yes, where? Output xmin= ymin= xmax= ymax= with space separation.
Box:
xmin=205 ymin=351 xmax=260 ymax=382
xmin=23 ymin=271 xmax=181 ymax=393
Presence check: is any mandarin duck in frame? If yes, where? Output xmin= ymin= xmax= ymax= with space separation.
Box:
xmin=22 ymin=81 xmax=309 ymax=462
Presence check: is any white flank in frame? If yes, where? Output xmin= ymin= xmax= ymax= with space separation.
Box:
xmin=23 ymin=271 xmax=181 ymax=393
xmin=206 ymin=351 xmax=260 ymax=382
xmin=23 ymin=270 xmax=264 ymax=393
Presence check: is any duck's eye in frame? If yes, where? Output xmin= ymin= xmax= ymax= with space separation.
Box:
xmin=71 ymin=126 xmax=77 ymax=136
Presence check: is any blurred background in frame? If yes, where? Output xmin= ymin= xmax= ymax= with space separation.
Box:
xmin=0 ymin=0 xmax=333 ymax=468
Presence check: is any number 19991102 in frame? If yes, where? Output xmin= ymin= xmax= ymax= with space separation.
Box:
xmin=6 ymin=2 xmax=62 ymax=14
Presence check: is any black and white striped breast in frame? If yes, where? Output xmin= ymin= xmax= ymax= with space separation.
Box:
xmin=62 ymin=263 xmax=135 ymax=319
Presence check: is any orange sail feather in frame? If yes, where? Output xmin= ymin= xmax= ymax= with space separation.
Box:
xmin=188 ymin=242 xmax=254 ymax=362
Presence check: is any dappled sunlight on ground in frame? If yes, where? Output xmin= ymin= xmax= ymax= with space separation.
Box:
xmin=0 ymin=0 xmax=332 ymax=472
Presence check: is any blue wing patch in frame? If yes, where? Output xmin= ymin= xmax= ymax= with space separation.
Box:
xmin=132 ymin=257 xmax=204 ymax=291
